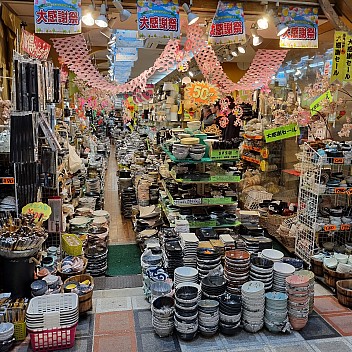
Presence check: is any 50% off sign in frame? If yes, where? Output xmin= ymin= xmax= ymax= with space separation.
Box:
xmin=185 ymin=81 xmax=219 ymax=106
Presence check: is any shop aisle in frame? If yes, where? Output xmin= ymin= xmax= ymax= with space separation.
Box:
xmin=104 ymin=147 xmax=135 ymax=244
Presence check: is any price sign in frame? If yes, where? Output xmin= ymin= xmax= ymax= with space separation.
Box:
xmin=22 ymin=202 xmax=52 ymax=223
xmin=341 ymin=224 xmax=351 ymax=231
xmin=185 ymin=81 xmax=219 ymax=106
xmin=334 ymin=187 xmax=346 ymax=194
xmin=0 ymin=177 xmax=15 ymax=185
xmin=346 ymin=189 xmax=352 ymax=196
xmin=333 ymin=157 xmax=344 ymax=164
xmin=211 ymin=149 xmax=239 ymax=160
xmin=324 ymin=224 xmax=337 ymax=232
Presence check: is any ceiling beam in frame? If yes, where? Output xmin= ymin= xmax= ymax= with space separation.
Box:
xmin=318 ymin=0 xmax=350 ymax=30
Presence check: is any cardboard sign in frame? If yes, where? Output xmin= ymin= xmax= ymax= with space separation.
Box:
xmin=185 ymin=81 xmax=219 ymax=106
xmin=264 ymin=123 xmax=300 ymax=143
xmin=22 ymin=202 xmax=52 ymax=223
xmin=21 ymin=29 xmax=51 ymax=61
xmin=310 ymin=90 xmax=332 ymax=115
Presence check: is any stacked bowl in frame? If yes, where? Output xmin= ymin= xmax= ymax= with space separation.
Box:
xmin=174 ymin=285 xmax=199 ymax=341
xmin=241 ymin=281 xmax=265 ymax=333
xmin=189 ymin=144 xmax=206 ymax=161
xmin=143 ymin=266 xmax=169 ymax=302
xmin=172 ymin=144 xmax=189 ymax=160
xmin=296 ymin=270 xmax=315 ymax=314
xmin=164 ymin=239 xmax=184 ymax=278
xmin=180 ymin=233 xmax=199 ymax=268
xmin=152 ymin=296 xmax=175 ymax=337
xmin=197 ymin=248 xmax=221 ymax=280
xmin=219 ymin=293 xmax=242 ymax=335
xmin=262 ymin=249 xmax=284 ymax=262
xmin=174 ymin=267 xmax=198 ymax=288
xmin=150 ymin=281 xmax=172 ymax=303
xmin=286 ymin=275 xmax=310 ymax=330
xmin=201 ymin=275 xmax=227 ymax=299
xmin=198 ymin=300 xmax=219 ymax=337
xmin=273 ymin=262 xmax=295 ymax=293
xmin=225 ymin=250 xmax=251 ymax=294
xmin=264 ymin=292 xmax=289 ymax=333
xmin=250 ymin=256 xmax=274 ymax=291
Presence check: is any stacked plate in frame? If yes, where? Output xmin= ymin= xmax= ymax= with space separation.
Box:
xmin=197 ymin=248 xmax=221 ymax=280
xmin=264 ymin=292 xmax=289 ymax=333
xmin=85 ymin=248 xmax=108 ymax=276
xmin=243 ymin=237 xmax=260 ymax=253
xmin=174 ymin=267 xmax=198 ymax=288
xmin=219 ymin=234 xmax=235 ymax=246
xmin=286 ymin=275 xmax=310 ymax=330
xmin=273 ymin=262 xmax=295 ymax=293
xmin=174 ymin=286 xmax=199 ymax=341
xmin=262 ymin=249 xmax=284 ymax=262
xmin=180 ymin=233 xmax=199 ymax=268
xmin=296 ymin=270 xmax=315 ymax=314
xmin=152 ymin=296 xmax=175 ymax=337
xmin=250 ymin=256 xmax=274 ymax=291
xmin=69 ymin=216 xmax=92 ymax=234
xmin=79 ymin=196 xmax=96 ymax=210
xmin=93 ymin=210 xmax=110 ymax=222
xmin=224 ymin=250 xmax=250 ymax=294
xmin=219 ymin=293 xmax=242 ymax=335
xmin=164 ymin=239 xmax=183 ymax=278
xmin=75 ymin=207 xmax=92 ymax=217
xmin=198 ymin=300 xmax=219 ymax=337
xmin=241 ymin=281 xmax=265 ymax=333
xmin=201 ymin=275 xmax=227 ymax=299
xmin=86 ymin=178 xmax=101 ymax=194
xmin=92 ymin=216 xmax=108 ymax=227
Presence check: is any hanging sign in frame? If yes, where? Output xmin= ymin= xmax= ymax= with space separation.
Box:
xmin=264 ymin=123 xmax=300 ymax=143
xmin=344 ymin=33 xmax=352 ymax=82
xmin=22 ymin=202 xmax=52 ymax=223
xmin=208 ymin=2 xmax=246 ymax=45
xmin=331 ymin=31 xmax=347 ymax=83
xmin=184 ymin=81 xmax=219 ymax=106
xmin=115 ymin=47 xmax=138 ymax=61
xmin=34 ymin=0 xmax=81 ymax=34
xmin=310 ymin=90 xmax=332 ymax=115
xmin=21 ymin=29 xmax=51 ymax=60
xmin=279 ymin=7 xmax=318 ymax=48
xmin=114 ymin=30 xmax=144 ymax=48
xmin=137 ymin=0 xmax=180 ymax=39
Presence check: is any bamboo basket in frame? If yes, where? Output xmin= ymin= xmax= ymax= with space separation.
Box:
xmin=336 ymin=280 xmax=352 ymax=308
xmin=63 ymin=274 xmax=94 ymax=314
xmin=56 ymin=257 xmax=88 ymax=281
xmin=323 ymin=265 xmax=352 ymax=289
xmin=264 ymin=213 xmax=296 ymax=239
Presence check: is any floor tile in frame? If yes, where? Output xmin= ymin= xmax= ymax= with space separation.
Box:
xmin=179 ymin=333 xmax=225 ymax=352
xmin=133 ymin=309 xmax=153 ymax=332
xmin=136 ymin=331 xmax=181 ymax=352
xmin=95 ymin=296 xmax=132 ymax=313
xmin=314 ymin=283 xmax=333 ymax=297
xmin=93 ymin=332 xmax=137 ymax=352
xmin=76 ymin=312 xmax=95 ymax=338
xmin=321 ymin=312 xmax=352 ymax=336
xmin=258 ymin=330 xmax=304 ymax=345
xmin=95 ymin=311 xmax=135 ymax=335
xmin=219 ymin=329 xmax=263 ymax=349
xmin=268 ymin=343 xmax=315 ymax=352
xmin=313 ymin=296 xmax=351 ymax=315
xmin=67 ymin=336 xmax=93 ymax=352
xmin=308 ymin=337 xmax=352 ymax=352
xmin=132 ymin=295 xmax=151 ymax=310
xmin=298 ymin=311 xmax=340 ymax=340
xmin=228 ymin=347 xmax=271 ymax=352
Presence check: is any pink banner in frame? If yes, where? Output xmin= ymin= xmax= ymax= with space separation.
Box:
xmin=21 ymin=29 xmax=51 ymax=61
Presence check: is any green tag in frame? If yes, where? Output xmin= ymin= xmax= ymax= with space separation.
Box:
xmin=210 ymin=175 xmax=241 ymax=182
xmin=264 ymin=123 xmax=300 ymax=143
xmin=310 ymin=90 xmax=332 ymax=115
xmin=211 ymin=149 xmax=239 ymax=160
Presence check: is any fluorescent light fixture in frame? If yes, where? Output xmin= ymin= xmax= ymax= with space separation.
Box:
xmin=182 ymin=3 xmax=199 ymax=25
xmin=95 ymin=4 xmax=108 ymax=28
xmin=257 ymin=16 xmax=269 ymax=30
xmin=82 ymin=4 xmax=96 ymax=26
xmin=286 ymin=68 xmax=295 ymax=73
xmin=113 ymin=0 xmax=131 ymax=22
xmin=238 ymin=43 xmax=246 ymax=54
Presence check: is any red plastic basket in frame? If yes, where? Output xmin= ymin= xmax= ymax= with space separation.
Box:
xmin=28 ymin=324 xmax=77 ymax=352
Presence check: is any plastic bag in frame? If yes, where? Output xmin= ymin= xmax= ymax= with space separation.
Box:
xmin=68 ymin=144 xmax=81 ymax=174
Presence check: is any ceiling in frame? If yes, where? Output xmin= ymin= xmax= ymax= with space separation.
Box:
xmin=2 ymin=0 xmax=352 ymax=84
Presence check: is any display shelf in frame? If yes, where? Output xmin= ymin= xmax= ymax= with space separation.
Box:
xmin=282 ymin=169 xmax=301 ymax=177
xmin=241 ymin=155 xmax=260 ymax=165
xmin=243 ymin=134 xmax=263 ymax=140
xmin=242 ymin=145 xmax=262 ymax=153
xmin=190 ymin=221 xmax=241 ymax=229
xmin=170 ymin=172 xmax=241 ymax=184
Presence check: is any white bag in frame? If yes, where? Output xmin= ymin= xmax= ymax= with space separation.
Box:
xmin=68 ymin=144 xmax=81 ymax=174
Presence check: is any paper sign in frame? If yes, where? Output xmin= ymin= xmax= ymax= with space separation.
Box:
xmin=21 ymin=29 xmax=51 ymax=60
xmin=211 ymin=149 xmax=239 ymax=160
xmin=333 ymin=157 xmax=345 ymax=164
xmin=310 ymin=90 xmax=332 ymax=115
xmin=137 ymin=0 xmax=180 ymax=39
xmin=341 ymin=224 xmax=351 ymax=231
xmin=22 ymin=202 xmax=52 ymax=223
xmin=115 ymin=47 xmax=138 ymax=61
xmin=264 ymin=123 xmax=300 ymax=143
xmin=185 ymin=81 xmax=219 ymax=106
xmin=331 ymin=31 xmax=347 ymax=83
xmin=280 ymin=6 xmax=318 ymax=48
xmin=208 ymin=2 xmax=246 ymax=45
xmin=324 ymin=224 xmax=337 ymax=232
xmin=0 ymin=177 xmax=15 ymax=185
xmin=34 ymin=0 xmax=81 ymax=34
xmin=344 ymin=33 xmax=352 ymax=82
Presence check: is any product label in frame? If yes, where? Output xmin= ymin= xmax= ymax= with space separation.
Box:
xmin=324 ymin=224 xmax=337 ymax=232
xmin=333 ymin=157 xmax=344 ymax=164
xmin=211 ymin=149 xmax=239 ymax=160
xmin=0 ymin=177 xmax=15 ymax=185
xmin=341 ymin=224 xmax=351 ymax=231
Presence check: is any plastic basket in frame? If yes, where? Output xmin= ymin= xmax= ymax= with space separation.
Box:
xmin=14 ymin=322 xmax=26 ymax=341
xmin=29 ymin=324 xmax=77 ymax=352
xmin=61 ymin=234 xmax=83 ymax=256
xmin=244 ymin=190 xmax=273 ymax=210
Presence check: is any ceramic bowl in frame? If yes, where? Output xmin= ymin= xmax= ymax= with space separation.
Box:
xmin=189 ymin=152 xmax=205 ymax=160
xmin=324 ymin=257 xmax=338 ymax=269
xmin=187 ymin=121 xmax=201 ymax=132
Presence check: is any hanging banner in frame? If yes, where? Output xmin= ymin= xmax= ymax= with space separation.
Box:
xmin=137 ymin=0 xmax=180 ymax=39
xmin=114 ymin=30 xmax=144 ymax=48
xmin=184 ymin=81 xmax=220 ymax=107
xmin=264 ymin=123 xmax=300 ymax=143
xmin=331 ymin=31 xmax=347 ymax=83
xmin=115 ymin=47 xmax=138 ymax=61
xmin=34 ymin=0 xmax=81 ymax=34
xmin=310 ymin=90 xmax=332 ymax=115
xmin=208 ymin=2 xmax=246 ymax=45
xmin=280 ymin=7 xmax=318 ymax=48
xmin=343 ymin=33 xmax=352 ymax=82
xmin=21 ymin=29 xmax=51 ymax=61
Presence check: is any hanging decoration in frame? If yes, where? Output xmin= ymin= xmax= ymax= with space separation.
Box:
xmin=34 ymin=0 xmax=81 ymax=34
xmin=177 ymin=61 xmax=189 ymax=72
xmin=21 ymin=29 xmax=51 ymax=61
xmin=208 ymin=2 xmax=246 ymax=45
xmin=331 ymin=31 xmax=352 ymax=83
xmin=219 ymin=116 xmax=229 ymax=128
xmin=184 ymin=81 xmax=219 ymax=106
xmin=279 ymin=7 xmax=319 ymax=48
xmin=137 ymin=0 xmax=180 ymax=39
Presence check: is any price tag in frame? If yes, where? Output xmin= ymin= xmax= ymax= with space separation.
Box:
xmin=334 ymin=187 xmax=346 ymax=194
xmin=333 ymin=157 xmax=344 ymax=164
xmin=0 ymin=177 xmax=15 ymax=185
xmin=341 ymin=224 xmax=351 ymax=231
xmin=324 ymin=224 xmax=337 ymax=231
xmin=346 ymin=189 xmax=352 ymax=196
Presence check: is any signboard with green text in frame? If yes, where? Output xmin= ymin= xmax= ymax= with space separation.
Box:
xmin=264 ymin=123 xmax=300 ymax=143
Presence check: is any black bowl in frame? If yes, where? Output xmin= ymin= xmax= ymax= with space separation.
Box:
xmin=176 ymin=286 xmax=198 ymax=301
xmin=152 ymin=296 xmax=175 ymax=310
xmin=250 ymin=256 xmax=274 ymax=269
xmin=175 ymin=307 xmax=198 ymax=316
xmin=202 ymin=275 xmax=227 ymax=288
xmin=219 ymin=293 xmax=242 ymax=307
xmin=177 ymin=331 xmax=198 ymax=341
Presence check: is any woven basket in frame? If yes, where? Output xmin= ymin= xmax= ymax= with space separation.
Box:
xmin=264 ymin=213 xmax=296 ymax=239
xmin=57 ymin=257 xmax=88 ymax=281
xmin=244 ymin=190 xmax=273 ymax=210
xmin=279 ymin=233 xmax=296 ymax=249
xmin=272 ymin=189 xmax=298 ymax=204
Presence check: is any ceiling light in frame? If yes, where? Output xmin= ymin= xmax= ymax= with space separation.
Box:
xmin=182 ymin=76 xmax=192 ymax=84
xmin=188 ymin=71 xmax=194 ymax=77
xmin=257 ymin=16 xmax=269 ymax=30
xmin=113 ymin=1 xmax=132 ymax=22
xmin=182 ymin=3 xmax=199 ymax=25
xmin=95 ymin=4 xmax=108 ymax=28
xmin=231 ymin=47 xmax=238 ymax=57
xmin=276 ymin=22 xmax=288 ymax=36
xmin=82 ymin=4 xmax=96 ymax=26
xmin=238 ymin=43 xmax=246 ymax=54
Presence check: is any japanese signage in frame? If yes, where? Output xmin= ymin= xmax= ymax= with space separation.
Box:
xmin=137 ymin=0 xmax=180 ymax=39
xmin=208 ymin=2 xmax=246 ymax=45
xmin=344 ymin=33 xmax=352 ymax=82
xmin=22 ymin=202 xmax=52 ymax=223
xmin=280 ymin=6 xmax=318 ymax=48
xmin=34 ymin=0 xmax=81 ymax=34
xmin=210 ymin=149 xmax=239 ymax=160
xmin=264 ymin=123 xmax=300 ymax=143
xmin=331 ymin=31 xmax=347 ymax=83
xmin=114 ymin=30 xmax=144 ymax=48
xmin=310 ymin=90 xmax=332 ymax=115
xmin=115 ymin=48 xmax=138 ymax=61
xmin=21 ymin=29 xmax=51 ymax=61
xmin=184 ymin=81 xmax=219 ymax=107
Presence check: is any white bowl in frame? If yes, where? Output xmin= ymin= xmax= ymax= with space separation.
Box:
xmin=262 ymin=249 xmax=284 ymax=261
xmin=324 ymin=257 xmax=338 ymax=269
xmin=187 ymin=121 xmax=201 ymax=132
xmin=334 ymin=253 xmax=348 ymax=264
